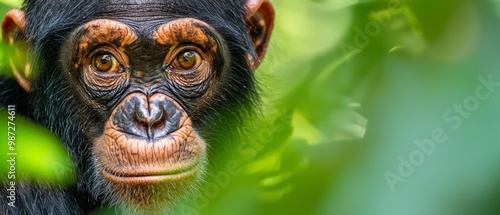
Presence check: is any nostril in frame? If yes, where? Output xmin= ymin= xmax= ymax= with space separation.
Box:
xmin=134 ymin=108 xmax=166 ymax=132
xmin=134 ymin=113 xmax=149 ymax=130
xmin=152 ymin=118 xmax=166 ymax=131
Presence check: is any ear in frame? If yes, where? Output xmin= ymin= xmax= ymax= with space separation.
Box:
xmin=2 ymin=9 xmax=32 ymax=92
xmin=246 ymin=0 xmax=275 ymax=71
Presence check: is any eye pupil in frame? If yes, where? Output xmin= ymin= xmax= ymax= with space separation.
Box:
xmin=100 ymin=55 xmax=111 ymax=65
xmin=176 ymin=50 xmax=200 ymax=70
xmin=183 ymin=51 xmax=195 ymax=62
xmin=92 ymin=53 xmax=121 ymax=73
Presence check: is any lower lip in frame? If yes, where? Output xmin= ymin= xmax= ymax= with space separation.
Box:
xmin=101 ymin=165 xmax=200 ymax=184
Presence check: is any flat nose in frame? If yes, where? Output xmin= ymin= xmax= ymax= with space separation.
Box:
xmin=113 ymin=94 xmax=183 ymax=140
xmin=134 ymin=103 xmax=166 ymax=136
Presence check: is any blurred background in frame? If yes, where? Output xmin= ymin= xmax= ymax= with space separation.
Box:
xmin=2 ymin=0 xmax=500 ymax=214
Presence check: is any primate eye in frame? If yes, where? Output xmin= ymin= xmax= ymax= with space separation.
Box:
xmin=92 ymin=53 xmax=122 ymax=73
xmin=174 ymin=50 xmax=202 ymax=70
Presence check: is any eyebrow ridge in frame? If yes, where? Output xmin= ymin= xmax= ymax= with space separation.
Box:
xmin=76 ymin=19 xmax=138 ymax=52
xmin=152 ymin=18 xmax=219 ymax=53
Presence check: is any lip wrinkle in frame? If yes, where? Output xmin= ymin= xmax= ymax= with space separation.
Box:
xmin=101 ymin=163 xmax=200 ymax=184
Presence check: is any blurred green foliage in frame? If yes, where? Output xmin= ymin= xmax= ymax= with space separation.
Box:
xmin=0 ymin=1 xmax=75 ymax=185
xmin=0 ymin=110 xmax=76 ymax=185
xmin=2 ymin=0 xmax=500 ymax=215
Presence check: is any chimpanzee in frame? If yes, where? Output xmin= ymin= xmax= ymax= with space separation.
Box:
xmin=0 ymin=0 xmax=274 ymax=214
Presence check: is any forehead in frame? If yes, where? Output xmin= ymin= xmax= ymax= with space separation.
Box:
xmin=88 ymin=0 xmax=220 ymax=34
xmin=93 ymin=3 xmax=171 ymax=30
xmin=24 ymin=0 xmax=246 ymax=43
xmin=95 ymin=0 xmax=223 ymax=23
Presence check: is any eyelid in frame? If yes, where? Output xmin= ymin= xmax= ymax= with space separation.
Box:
xmin=166 ymin=44 xmax=204 ymax=65
xmin=88 ymin=46 xmax=127 ymax=68
xmin=92 ymin=54 xmax=123 ymax=73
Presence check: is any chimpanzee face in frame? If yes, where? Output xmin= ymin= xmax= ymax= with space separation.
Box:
xmin=60 ymin=15 xmax=227 ymax=208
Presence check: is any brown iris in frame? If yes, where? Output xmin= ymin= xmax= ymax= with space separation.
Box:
xmin=174 ymin=50 xmax=202 ymax=70
xmin=92 ymin=53 xmax=122 ymax=73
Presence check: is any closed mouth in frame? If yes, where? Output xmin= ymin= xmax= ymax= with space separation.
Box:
xmin=101 ymin=163 xmax=200 ymax=184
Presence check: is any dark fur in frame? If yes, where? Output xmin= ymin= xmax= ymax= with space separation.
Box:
xmin=0 ymin=0 xmax=259 ymax=214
